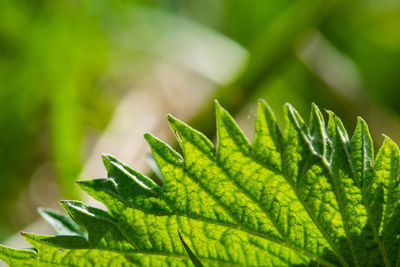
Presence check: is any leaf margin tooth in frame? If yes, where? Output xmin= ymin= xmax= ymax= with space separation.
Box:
xmin=309 ymin=103 xmax=327 ymax=157
xmin=167 ymin=114 xmax=215 ymax=157
xmin=215 ymin=99 xmax=251 ymax=156
xmin=350 ymin=117 xmax=374 ymax=189
xmin=252 ymin=99 xmax=283 ymax=171
xmin=38 ymin=207 xmax=88 ymax=239
xmin=144 ymin=132 xmax=183 ymax=167
xmin=101 ymin=153 xmax=162 ymax=196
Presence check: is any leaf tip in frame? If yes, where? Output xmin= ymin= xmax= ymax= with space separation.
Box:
xmin=37 ymin=207 xmax=45 ymax=214
xmin=354 ymin=117 xmax=371 ymax=134
xmin=37 ymin=207 xmax=52 ymax=221
xmin=311 ymin=102 xmax=318 ymax=110
xmin=59 ymin=200 xmax=69 ymax=210
xmin=356 ymin=116 xmax=367 ymax=125
xmin=283 ymin=102 xmax=292 ymax=110
xmin=144 ymin=133 xmax=158 ymax=148
xmin=257 ymin=98 xmax=274 ymax=113
xmin=167 ymin=114 xmax=181 ymax=133
xmin=74 ymin=180 xmax=89 ymax=190
xmin=214 ymin=99 xmax=226 ymax=116
xmin=257 ymin=98 xmax=267 ymax=105
xmin=143 ymin=132 xmax=152 ymax=141
xmin=283 ymin=103 xmax=300 ymax=119
xmin=101 ymin=152 xmax=111 ymax=160
xmin=167 ymin=114 xmax=177 ymax=124
xmin=325 ymin=109 xmax=335 ymax=117
xmin=382 ymin=134 xmax=398 ymax=149
xmin=310 ymin=103 xmax=324 ymax=121
xmin=101 ymin=153 xmax=113 ymax=170
xmin=353 ymin=116 xmax=372 ymax=140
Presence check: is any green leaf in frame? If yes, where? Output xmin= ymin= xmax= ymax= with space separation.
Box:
xmin=2 ymin=100 xmax=400 ymax=266
xmin=38 ymin=208 xmax=87 ymax=239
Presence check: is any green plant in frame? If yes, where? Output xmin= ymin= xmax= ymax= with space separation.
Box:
xmin=1 ymin=100 xmax=400 ymax=266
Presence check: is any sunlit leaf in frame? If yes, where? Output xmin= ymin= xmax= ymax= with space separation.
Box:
xmin=1 ymin=100 xmax=400 ymax=266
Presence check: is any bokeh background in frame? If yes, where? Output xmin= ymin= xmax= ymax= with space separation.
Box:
xmin=1 ymin=0 xmax=400 ymax=244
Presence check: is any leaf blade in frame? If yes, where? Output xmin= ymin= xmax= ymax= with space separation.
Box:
xmin=2 ymin=100 xmax=400 ymax=267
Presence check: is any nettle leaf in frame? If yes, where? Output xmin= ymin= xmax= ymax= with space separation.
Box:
xmin=1 ymin=100 xmax=400 ymax=266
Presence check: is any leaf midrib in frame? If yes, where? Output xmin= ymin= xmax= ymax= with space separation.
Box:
xmin=359 ymin=130 xmax=391 ymax=267
xmin=182 ymin=146 xmax=289 ymax=240
xmin=281 ymin=151 xmax=349 ymax=267
xmin=287 ymin=113 xmax=362 ymax=267
xmin=175 ymin=137 xmax=338 ymax=266
xmin=345 ymin=130 xmax=391 ymax=267
xmin=218 ymin=122 xmax=350 ymax=266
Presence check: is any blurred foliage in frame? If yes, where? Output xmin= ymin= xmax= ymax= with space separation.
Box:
xmin=321 ymin=1 xmax=400 ymax=110
xmin=0 ymin=0 xmax=115 ymax=239
xmin=0 ymin=0 xmax=399 ymax=242
xmin=182 ymin=0 xmax=400 ymax=140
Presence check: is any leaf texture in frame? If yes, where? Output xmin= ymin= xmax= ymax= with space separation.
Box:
xmin=1 ymin=100 xmax=400 ymax=267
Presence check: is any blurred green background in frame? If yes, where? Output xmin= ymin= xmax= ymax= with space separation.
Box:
xmin=0 ymin=0 xmax=399 ymax=241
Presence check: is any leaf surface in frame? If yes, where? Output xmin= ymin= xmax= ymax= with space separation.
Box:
xmin=1 ymin=100 xmax=400 ymax=266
